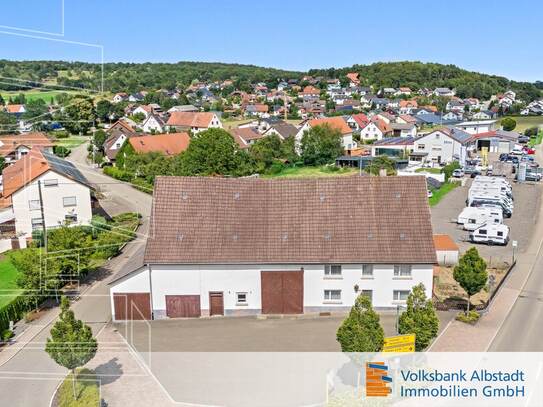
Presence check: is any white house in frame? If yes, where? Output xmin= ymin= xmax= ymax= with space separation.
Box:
xmin=359 ymin=119 xmax=392 ymax=141
xmin=413 ymin=127 xmax=471 ymax=165
xmin=0 ymin=149 xmax=93 ymax=248
xmin=109 ymin=176 xmax=436 ymax=320
xmin=141 ymin=113 xmax=166 ymax=133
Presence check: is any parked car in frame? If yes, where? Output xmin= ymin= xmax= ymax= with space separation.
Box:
xmin=525 ymin=172 xmax=542 ymax=182
xmin=452 ymin=169 xmax=464 ymax=178
xmin=470 ymin=170 xmax=482 ymax=178
xmin=518 ymin=136 xmax=530 ymax=144
xmin=523 ymin=147 xmax=535 ymax=155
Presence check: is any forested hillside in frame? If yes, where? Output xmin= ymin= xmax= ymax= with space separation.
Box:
xmin=309 ymin=61 xmax=541 ymax=101
xmin=0 ymin=59 xmax=540 ymax=101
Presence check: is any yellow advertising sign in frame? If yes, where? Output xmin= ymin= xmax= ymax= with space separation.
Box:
xmin=383 ymin=334 xmax=416 ymax=353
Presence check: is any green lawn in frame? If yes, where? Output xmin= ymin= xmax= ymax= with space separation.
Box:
xmin=528 ymin=131 xmax=543 ymax=148
xmin=56 ymin=369 xmax=100 ymax=407
xmin=429 ymin=181 xmax=459 ymax=207
xmin=500 ymin=116 xmax=543 ymax=133
xmin=262 ymin=165 xmax=358 ymax=179
xmin=415 ymin=167 xmax=442 ymax=174
xmin=0 ymin=90 xmax=70 ymax=105
xmin=0 ymin=258 xmax=22 ymax=308
xmin=53 ymin=135 xmax=89 ymax=149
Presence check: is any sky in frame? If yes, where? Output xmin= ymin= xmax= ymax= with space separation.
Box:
xmin=0 ymin=0 xmax=542 ymax=82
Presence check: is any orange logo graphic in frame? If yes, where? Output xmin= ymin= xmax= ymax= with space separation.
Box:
xmin=366 ymin=362 xmax=392 ymax=397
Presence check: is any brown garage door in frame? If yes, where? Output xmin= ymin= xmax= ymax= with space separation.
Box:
xmin=166 ymin=295 xmax=201 ymax=318
xmin=113 ymin=293 xmax=151 ymax=320
xmin=261 ymin=270 xmax=303 ymax=314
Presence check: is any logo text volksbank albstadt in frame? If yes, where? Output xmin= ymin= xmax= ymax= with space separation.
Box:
xmin=365 ymin=362 xmax=392 ymax=397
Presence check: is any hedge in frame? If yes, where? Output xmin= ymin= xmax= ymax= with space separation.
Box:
xmin=0 ymin=295 xmax=32 ymax=333
xmin=103 ymin=166 xmax=133 ymax=182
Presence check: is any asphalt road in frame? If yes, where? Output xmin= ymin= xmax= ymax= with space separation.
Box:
xmin=0 ymin=142 xmax=153 ymax=407
xmin=489 ymin=147 xmax=543 ymax=351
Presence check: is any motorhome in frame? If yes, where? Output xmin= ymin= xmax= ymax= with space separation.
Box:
xmin=469 ymin=224 xmax=509 ymax=245
xmin=468 ymin=191 xmax=513 ymax=208
xmin=457 ymin=207 xmax=503 ymax=231
xmin=471 ymin=180 xmax=512 ymax=197
xmin=468 ymin=188 xmax=513 ymax=204
xmin=469 ymin=198 xmax=513 ymax=217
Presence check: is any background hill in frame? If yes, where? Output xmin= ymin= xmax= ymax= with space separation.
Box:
xmin=0 ymin=59 xmax=541 ymax=101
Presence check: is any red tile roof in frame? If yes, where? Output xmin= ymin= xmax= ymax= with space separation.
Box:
xmin=0 ymin=132 xmax=54 ymax=157
xmin=309 ymin=117 xmax=352 ymax=135
xmin=144 ymin=176 xmax=437 ymax=265
xmin=166 ymin=112 xmax=215 ymax=128
xmin=433 ymin=234 xmax=459 ymax=251
xmin=128 ymin=133 xmax=190 ymax=156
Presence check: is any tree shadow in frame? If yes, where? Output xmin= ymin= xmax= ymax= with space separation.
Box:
xmin=93 ymin=357 xmax=124 ymax=386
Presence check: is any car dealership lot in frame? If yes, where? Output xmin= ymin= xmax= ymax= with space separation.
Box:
xmin=431 ymin=177 xmax=542 ymax=265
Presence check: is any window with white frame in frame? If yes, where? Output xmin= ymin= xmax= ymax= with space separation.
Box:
xmin=28 ymin=200 xmax=41 ymax=210
xmin=324 ymin=264 xmax=342 ymax=277
xmin=62 ymin=196 xmax=77 ymax=207
xmin=362 ymin=264 xmax=373 ymax=278
xmin=394 ymin=264 xmax=412 ymax=277
xmin=393 ymin=290 xmax=410 ymax=302
xmin=43 ymin=179 xmax=58 ymax=187
xmin=324 ymin=289 xmax=341 ymax=301
xmin=236 ymin=292 xmax=247 ymax=305
xmin=31 ymin=217 xmax=43 ymax=230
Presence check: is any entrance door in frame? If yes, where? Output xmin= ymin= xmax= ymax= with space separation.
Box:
xmin=261 ymin=270 xmax=303 ymax=314
xmin=209 ymin=292 xmax=224 ymax=316
xmin=165 ymin=295 xmax=201 ymax=318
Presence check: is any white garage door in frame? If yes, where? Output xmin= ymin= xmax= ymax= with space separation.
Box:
xmin=498 ymin=141 xmax=510 ymax=153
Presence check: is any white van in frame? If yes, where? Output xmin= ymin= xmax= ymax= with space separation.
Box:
xmin=457 ymin=207 xmax=503 ymax=231
xmin=469 ymin=224 xmax=509 ymax=245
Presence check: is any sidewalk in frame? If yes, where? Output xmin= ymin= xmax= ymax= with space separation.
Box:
xmin=429 ymin=151 xmax=543 ymax=352
xmin=87 ymin=324 xmax=175 ymax=407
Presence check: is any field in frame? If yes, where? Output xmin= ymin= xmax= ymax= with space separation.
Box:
xmin=0 ymin=90 xmax=68 ymax=105
xmin=501 ymin=116 xmax=543 ymax=133
xmin=53 ymin=135 xmax=89 ymax=149
xmin=262 ymin=165 xmax=358 ymax=179
xmin=0 ymin=257 xmax=22 ymax=308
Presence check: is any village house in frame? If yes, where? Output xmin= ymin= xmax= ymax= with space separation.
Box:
xmin=167 ymin=105 xmax=199 ymax=113
xmin=295 ymin=116 xmax=356 ymax=151
xmin=0 ymin=149 xmax=93 ymax=251
xmin=108 ymin=176 xmax=436 ymax=320
xmin=359 ymin=118 xmax=392 ymax=141
xmin=434 ymin=87 xmax=455 ymax=97
xmin=345 ymin=113 xmax=369 ymax=131
xmin=346 ymin=72 xmax=360 ymax=87
xmin=455 ymin=119 xmax=498 ymax=135
xmin=412 ymin=127 xmax=472 ymax=165
xmin=128 ymin=133 xmax=190 ymax=156
xmin=244 ymin=104 xmax=269 ymax=118
xmin=472 ymin=110 xmax=497 ymax=120
xmin=262 ymin=122 xmax=299 ymax=140
xmin=141 ymin=113 xmax=166 ymax=133
xmin=230 ymin=127 xmax=263 ymax=149
xmin=399 ymin=100 xmax=418 ymax=114
xmin=103 ymin=120 xmax=138 ymax=164
xmin=166 ymin=112 xmax=222 ymax=134
xmin=112 ymin=93 xmax=129 ymax=104
xmin=0 ymin=132 xmax=54 ymax=165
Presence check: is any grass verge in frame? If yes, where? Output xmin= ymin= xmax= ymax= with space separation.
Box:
xmin=0 ymin=258 xmax=22 ymax=308
xmin=415 ymin=167 xmax=442 ymax=174
xmin=429 ymin=181 xmax=459 ymax=207
xmin=55 ymin=369 xmax=100 ymax=407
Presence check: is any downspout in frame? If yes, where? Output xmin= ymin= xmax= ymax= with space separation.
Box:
xmin=148 ymin=264 xmax=154 ymax=320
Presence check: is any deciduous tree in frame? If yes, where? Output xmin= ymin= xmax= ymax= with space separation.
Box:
xmin=300 ymin=124 xmax=344 ymax=166
xmin=453 ymin=247 xmax=488 ymax=312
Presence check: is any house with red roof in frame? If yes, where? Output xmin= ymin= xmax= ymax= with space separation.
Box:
xmin=359 ymin=117 xmax=393 ymax=141
xmin=295 ymin=116 xmax=356 ymax=152
xmin=166 ymin=112 xmax=222 ymax=134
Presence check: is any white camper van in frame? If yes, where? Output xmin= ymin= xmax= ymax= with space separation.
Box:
xmin=469 ymin=224 xmax=509 ymax=245
xmin=457 ymin=207 xmax=503 ymax=231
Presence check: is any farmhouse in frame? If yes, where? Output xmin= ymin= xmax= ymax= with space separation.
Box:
xmin=109 ymin=176 xmax=436 ymax=320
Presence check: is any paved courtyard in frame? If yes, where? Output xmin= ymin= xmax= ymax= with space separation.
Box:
xmin=431 ymin=176 xmax=542 ymax=266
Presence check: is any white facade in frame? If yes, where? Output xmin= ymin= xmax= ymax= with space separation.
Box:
xmin=436 ymin=250 xmax=459 ymax=266
xmin=413 ymin=130 xmax=465 ymax=165
xmin=359 ymin=122 xmax=384 ymax=141
xmin=455 ymin=120 xmax=497 ymax=135
xmin=11 ymin=170 xmax=93 ymax=238
xmin=110 ymin=262 xmax=434 ymax=320
xmin=142 ymin=115 xmax=164 ymax=133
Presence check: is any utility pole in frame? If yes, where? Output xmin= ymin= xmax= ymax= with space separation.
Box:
xmin=37 ymin=180 xmax=47 ymax=252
